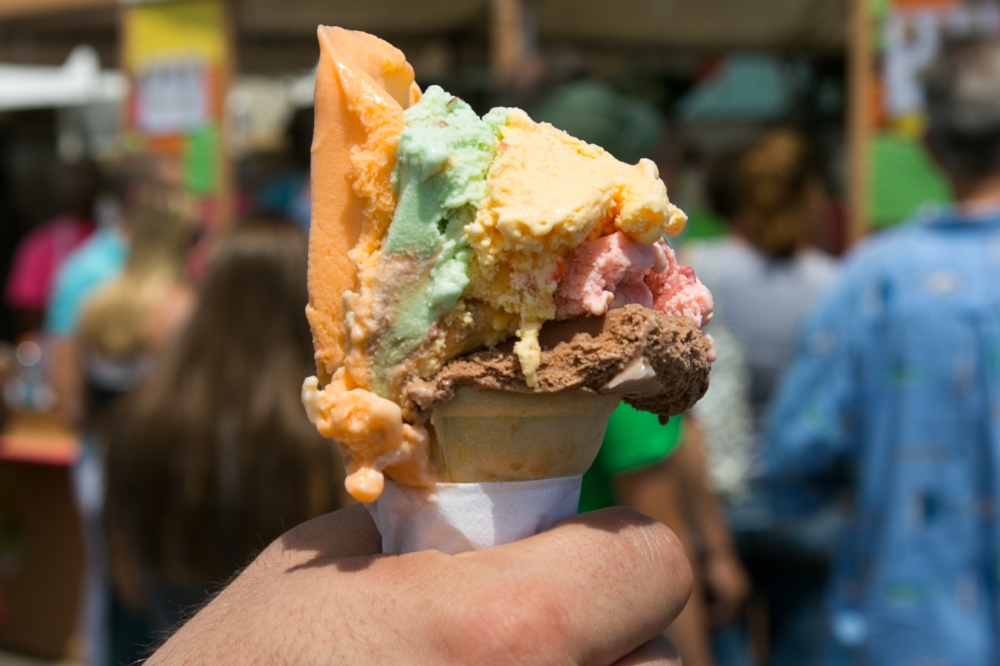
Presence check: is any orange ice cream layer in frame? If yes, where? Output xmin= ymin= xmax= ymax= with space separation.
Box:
xmin=305 ymin=27 xmax=428 ymax=501
xmin=306 ymin=26 xmax=419 ymax=386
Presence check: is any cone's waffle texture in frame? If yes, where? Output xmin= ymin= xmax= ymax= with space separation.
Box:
xmin=428 ymin=387 xmax=620 ymax=483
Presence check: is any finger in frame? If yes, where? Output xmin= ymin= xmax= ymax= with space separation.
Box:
xmin=611 ymin=636 xmax=682 ymax=666
xmin=260 ymin=504 xmax=382 ymax=569
xmin=458 ymin=507 xmax=693 ymax=666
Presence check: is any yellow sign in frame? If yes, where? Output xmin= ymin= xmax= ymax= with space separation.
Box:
xmin=120 ymin=0 xmax=232 ymax=225
xmin=124 ymin=0 xmax=225 ymax=71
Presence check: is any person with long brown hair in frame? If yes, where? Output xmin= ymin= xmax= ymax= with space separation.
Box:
xmin=60 ymin=173 xmax=197 ymax=666
xmin=105 ymin=219 xmax=343 ymax=652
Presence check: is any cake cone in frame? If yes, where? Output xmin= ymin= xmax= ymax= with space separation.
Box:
xmin=426 ymin=387 xmax=620 ymax=483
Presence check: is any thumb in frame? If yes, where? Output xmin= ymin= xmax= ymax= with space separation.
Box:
xmin=263 ymin=504 xmax=382 ymax=568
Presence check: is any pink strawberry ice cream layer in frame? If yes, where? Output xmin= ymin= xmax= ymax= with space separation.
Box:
xmin=555 ymin=231 xmax=714 ymax=327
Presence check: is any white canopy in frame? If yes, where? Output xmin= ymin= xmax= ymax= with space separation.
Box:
xmin=0 ymin=45 xmax=126 ymax=110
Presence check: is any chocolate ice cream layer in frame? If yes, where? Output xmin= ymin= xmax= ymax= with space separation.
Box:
xmin=401 ymin=304 xmax=711 ymax=421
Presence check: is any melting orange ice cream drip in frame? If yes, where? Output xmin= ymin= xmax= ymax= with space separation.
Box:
xmin=304 ymin=27 xmax=434 ymax=501
xmin=302 ymin=376 xmax=430 ymax=503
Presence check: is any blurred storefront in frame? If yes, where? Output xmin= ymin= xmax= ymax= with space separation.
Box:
xmin=0 ymin=0 xmax=852 ymax=219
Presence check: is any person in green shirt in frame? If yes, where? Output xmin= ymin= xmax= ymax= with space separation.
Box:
xmin=579 ymin=403 xmax=684 ymax=512
xmin=582 ymin=403 xmax=750 ymax=666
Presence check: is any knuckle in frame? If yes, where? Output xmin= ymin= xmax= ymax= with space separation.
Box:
xmin=600 ymin=508 xmax=693 ymax=610
xmin=443 ymin=580 xmax=572 ymax=663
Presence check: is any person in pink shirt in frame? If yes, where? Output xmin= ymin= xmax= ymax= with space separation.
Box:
xmin=4 ymin=160 xmax=101 ymax=332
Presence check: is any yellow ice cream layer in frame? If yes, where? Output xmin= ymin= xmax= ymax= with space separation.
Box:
xmin=465 ymin=109 xmax=687 ymax=386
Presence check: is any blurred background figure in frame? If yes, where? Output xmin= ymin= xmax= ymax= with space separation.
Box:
xmin=4 ymin=159 xmax=101 ymax=336
xmin=581 ymin=407 xmax=749 ymax=666
xmin=689 ymin=129 xmax=838 ymax=434
xmin=74 ymin=177 xmax=197 ymax=429
xmin=47 ymin=158 xmax=191 ymax=429
xmin=666 ymin=416 xmax=753 ymax=664
xmin=767 ymin=36 xmax=1000 ymax=665
xmin=255 ymin=107 xmax=313 ymax=231
xmin=684 ymin=128 xmax=840 ymax=666
xmin=55 ymin=171 xmax=198 ymax=666
xmin=538 ymin=73 xmax=750 ymax=666
xmin=104 ymin=220 xmax=343 ymax=662
xmin=1 ymin=160 xmax=104 ymax=418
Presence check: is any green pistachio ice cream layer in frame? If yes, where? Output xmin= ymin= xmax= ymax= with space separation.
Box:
xmin=369 ymin=86 xmax=506 ymax=396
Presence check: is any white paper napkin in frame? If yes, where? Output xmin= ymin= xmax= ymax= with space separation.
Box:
xmin=366 ymin=476 xmax=583 ymax=554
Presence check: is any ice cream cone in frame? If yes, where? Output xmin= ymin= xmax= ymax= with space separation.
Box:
xmin=426 ymin=387 xmax=620 ymax=483
xmin=306 ymin=27 xmax=711 ymax=511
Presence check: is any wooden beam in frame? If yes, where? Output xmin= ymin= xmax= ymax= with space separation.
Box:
xmin=0 ymin=0 xmax=113 ymax=20
xmin=490 ymin=0 xmax=538 ymax=84
xmin=490 ymin=0 xmax=523 ymax=83
xmin=847 ymin=0 xmax=872 ymax=245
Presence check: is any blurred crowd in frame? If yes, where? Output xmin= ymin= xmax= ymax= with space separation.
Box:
xmin=1 ymin=117 xmax=339 ymax=664
xmin=2 ymin=32 xmax=1000 ymax=666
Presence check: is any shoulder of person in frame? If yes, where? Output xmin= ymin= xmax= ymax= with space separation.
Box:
xmin=803 ymin=222 xmax=932 ymax=329
xmin=837 ymin=222 xmax=927 ymax=278
xmin=62 ymin=230 xmax=126 ymax=278
xmin=798 ymin=248 xmax=840 ymax=284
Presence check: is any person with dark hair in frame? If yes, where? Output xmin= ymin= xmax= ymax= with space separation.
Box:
xmin=690 ymin=129 xmax=838 ymax=432
xmin=104 ymin=220 xmax=344 ymax=657
xmin=684 ymin=129 xmax=840 ymax=666
xmin=768 ymin=36 xmax=1000 ymax=664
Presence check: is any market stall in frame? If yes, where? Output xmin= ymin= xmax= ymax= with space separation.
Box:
xmin=0 ymin=0 xmax=858 ymax=660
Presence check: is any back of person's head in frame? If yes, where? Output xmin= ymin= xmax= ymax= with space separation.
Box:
xmin=706 ymin=146 xmax=744 ymax=221
xmin=106 ymin=219 xmax=343 ymax=585
xmin=735 ymin=128 xmax=820 ymax=259
xmin=77 ymin=181 xmax=196 ymax=358
xmin=925 ymin=36 xmax=1000 ymax=180
xmin=288 ymin=106 xmax=314 ymax=169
